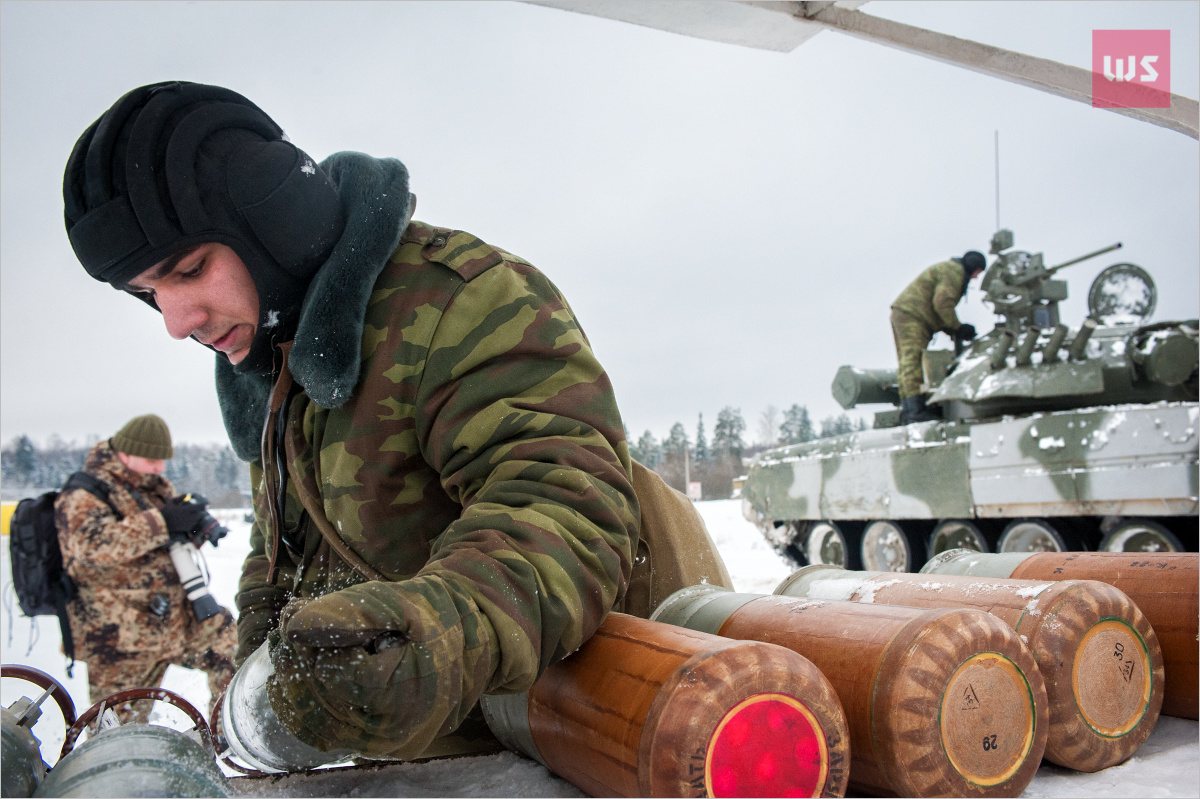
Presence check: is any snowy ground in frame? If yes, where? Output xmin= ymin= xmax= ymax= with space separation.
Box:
xmin=2 ymin=501 xmax=1196 ymax=796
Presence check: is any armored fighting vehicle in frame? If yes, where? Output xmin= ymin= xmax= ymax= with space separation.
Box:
xmin=742 ymin=230 xmax=1198 ymax=573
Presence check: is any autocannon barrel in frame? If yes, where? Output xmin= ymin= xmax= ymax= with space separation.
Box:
xmin=777 ymin=565 xmax=1164 ymax=772
xmin=652 ymin=585 xmax=1047 ymax=798
xmin=481 ymin=612 xmax=850 ymax=798
xmin=1047 ymin=241 xmax=1123 ymax=273
xmin=923 ymin=550 xmax=1198 ymax=720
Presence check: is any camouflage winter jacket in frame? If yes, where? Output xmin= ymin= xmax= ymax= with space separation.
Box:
xmin=219 ymin=153 xmax=639 ymax=742
xmin=891 ymin=259 xmax=968 ymax=333
xmin=54 ymin=442 xmax=187 ymax=661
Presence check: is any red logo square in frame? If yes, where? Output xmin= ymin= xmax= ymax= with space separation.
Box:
xmin=1093 ymin=30 xmax=1171 ymax=108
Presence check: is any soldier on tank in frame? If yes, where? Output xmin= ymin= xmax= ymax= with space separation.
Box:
xmin=890 ymin=250 xmax=987 ymax=423
xmin=62 ymin=82 xmax=726 ymax=761
xmin=55 ymin=414 xmax=237 ymax=723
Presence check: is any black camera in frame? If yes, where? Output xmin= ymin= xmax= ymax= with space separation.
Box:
xmin=177 ymin=493 xmax=230 ymax=547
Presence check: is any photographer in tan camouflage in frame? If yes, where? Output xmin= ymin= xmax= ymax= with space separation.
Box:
xmin=891 ymin=250 xmax=987 ymax=423
xmin=54 ymin=414 xmax=237 ymax=723
xmin=62 ymin=82 xmax=728 ymax=760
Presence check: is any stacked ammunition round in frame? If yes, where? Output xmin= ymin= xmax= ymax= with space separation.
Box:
xmin=923 ymin=550 xmax=1198 ymax=720
xmin=652 ymin=585 xmax=1047 ymax=798
xmin=481 ymin=612 xmax=849 ymax=798
xmin=778 ymin=565 xmax=1165 ymax=772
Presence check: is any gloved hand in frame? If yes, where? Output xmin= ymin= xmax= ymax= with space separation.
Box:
xmin=234 ymin=584 xmax=289 ymax=669
xmin=956 ymin=323 xmax=977 ymax=342
xmin=265 ymin=576 xmax=493 ymax=760
xmin=160 ymin=495 xmax=208 ymax=546
xmin=161 ymin=494 xmax=229 ymax=548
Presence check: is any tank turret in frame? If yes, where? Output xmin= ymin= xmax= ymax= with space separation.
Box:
xmin=829 ymin=232 xmax=1197 ymax=427
xmin=919 ymin=231 xmax=1198 ymax=421
xmin=741 ymin=231 xmax=1198 ymax=574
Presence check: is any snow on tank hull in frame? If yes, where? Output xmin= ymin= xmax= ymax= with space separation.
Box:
xmin=744 ymin=231 xmax=1198 ymax=572
xmin=741 ymin=401 xmax=1199 ymax=573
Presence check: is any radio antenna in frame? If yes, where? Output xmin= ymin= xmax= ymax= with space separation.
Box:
xmin=994 ymin=130 xmax=1001 ymax=230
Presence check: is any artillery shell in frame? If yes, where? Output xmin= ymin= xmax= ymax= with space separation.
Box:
xmin=778 ymin=566 xmax=1165 ymax=772
xmin=482 ymin=612 xmax=849 ymax=798
xmin=654 ymin=586 xmax=1048 ymax=797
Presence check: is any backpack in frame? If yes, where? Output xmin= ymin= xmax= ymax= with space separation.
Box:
xmin=9 ymin=472 xmax=115 ymax=674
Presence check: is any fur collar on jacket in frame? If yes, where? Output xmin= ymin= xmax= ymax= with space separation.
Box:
xmin=215 ymin=152 xmax=413 ymax=461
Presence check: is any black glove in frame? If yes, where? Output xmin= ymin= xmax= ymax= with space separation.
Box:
xmin=956 ymin=323 xmax=977 ymax=342
xmin=161 ymin=494 xmax=228 ymax=547
xmin=161 ymin=495 xmax=208 ymax=545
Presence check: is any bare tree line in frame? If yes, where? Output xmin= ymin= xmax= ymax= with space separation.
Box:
xmin=1 ymin=435 xmax=250 ymax=506
xmin=4 ymin=401 xmax=868 ymax=506
xmin=629 ymin=404 xmax=868 ymax=499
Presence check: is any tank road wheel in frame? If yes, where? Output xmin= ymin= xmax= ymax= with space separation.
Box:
xmin=804 ymin=520 xmax=861 ymax=570
xmin=860 ymin=520 xmax=927 ymax=572
xmin=929 ymin=519 xmax=991 ymax=557
xmin=1100 ymin=518 xmax=1183 ymax=553
xmin=998 ymin=518 xmax=1083 ymax=553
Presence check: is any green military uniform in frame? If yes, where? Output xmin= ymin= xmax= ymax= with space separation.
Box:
xmin=219 ymin=153 xmax=639 ymax=760
xmin=890 ymin=259 xmax=968 ymax=399
xmin=64 ymin=83 xmax=718 ymax=766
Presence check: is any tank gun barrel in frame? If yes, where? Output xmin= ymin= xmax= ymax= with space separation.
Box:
xmin=1048 ymin=242 xmax=1123 ymax=273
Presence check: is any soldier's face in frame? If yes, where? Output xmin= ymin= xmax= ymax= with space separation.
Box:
xmin=117 ymin=452 xmax=167 ymax=476
xmin=127 ymin=243 xmax=259 ymax=365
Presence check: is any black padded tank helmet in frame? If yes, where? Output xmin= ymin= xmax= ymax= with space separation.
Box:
xmin=63 ymin=81 xmax=345 ymax=373
xmin=961 ymin=250 xmax=987 ymax=275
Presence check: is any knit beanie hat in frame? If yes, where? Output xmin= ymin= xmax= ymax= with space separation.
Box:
xmin=63 ymin=81 xmax=346 ymax=374
xmin=110 ymin=414 xmax=174 ymax=460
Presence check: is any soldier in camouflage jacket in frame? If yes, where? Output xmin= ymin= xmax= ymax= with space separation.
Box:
xmin=64 ymin=83 xmax=638 ymax=759
xmin=55 ymin=428 xmax=237 ymax=723
xmin=890 ymin=251 xmax=987 ymax=421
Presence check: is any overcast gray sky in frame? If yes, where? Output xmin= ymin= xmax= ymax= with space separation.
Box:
xmin=2 ymin=1 xmax=1197 ymax=453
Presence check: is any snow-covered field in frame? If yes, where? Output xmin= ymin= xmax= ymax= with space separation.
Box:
xmin=3 ymin=501 xmax=1196 ymax=796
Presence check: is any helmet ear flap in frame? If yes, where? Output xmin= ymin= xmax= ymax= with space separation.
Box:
xmin=226 ymin=140 xmax=343 ymax=280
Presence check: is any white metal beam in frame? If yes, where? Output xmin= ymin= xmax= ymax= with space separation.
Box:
xmin=803 ymin=3 xmax=1198 ymax=139
xmin=528 ymin=1 xmax=1199 ymax=139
